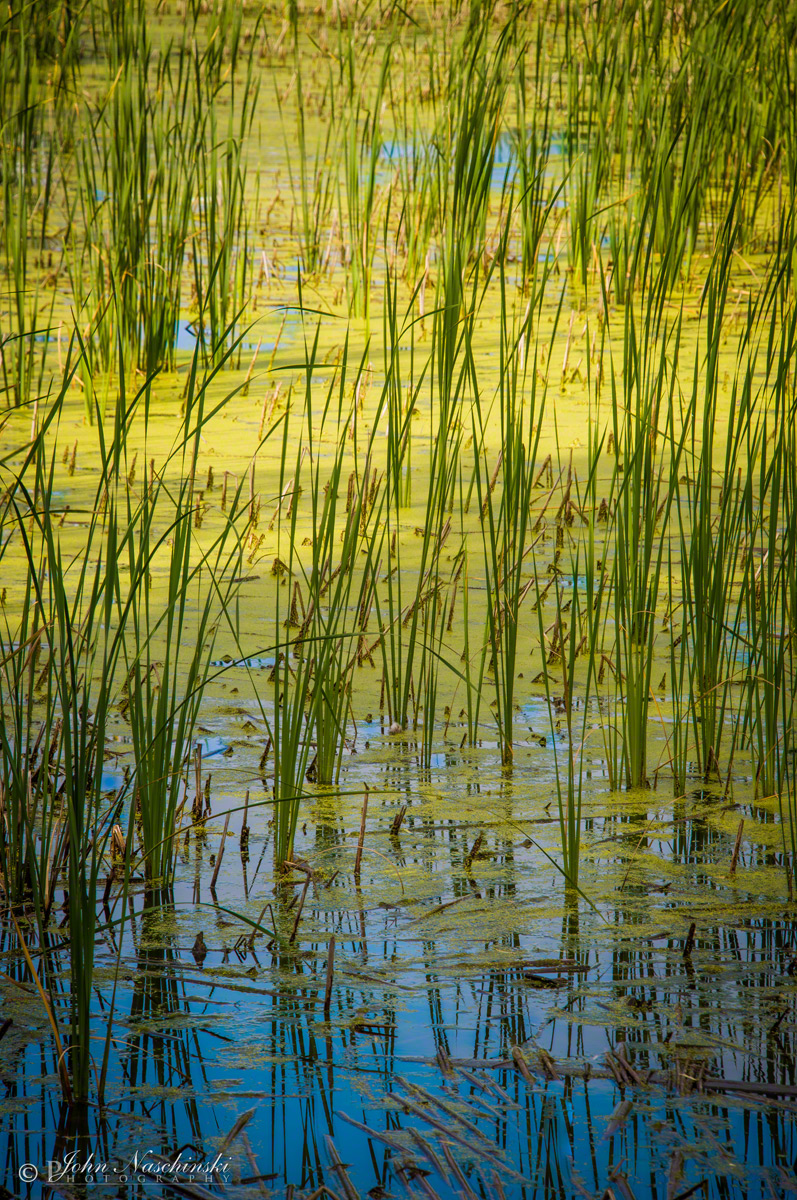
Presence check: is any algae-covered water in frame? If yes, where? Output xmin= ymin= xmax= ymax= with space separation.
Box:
xmin=1 ymin=1 xmax=796 ymax=1197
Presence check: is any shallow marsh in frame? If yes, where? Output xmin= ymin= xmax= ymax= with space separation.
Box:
xmin=1 ymin=1 xmax=796 ymax=1197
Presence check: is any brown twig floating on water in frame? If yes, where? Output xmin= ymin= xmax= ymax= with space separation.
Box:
xmin=323 ymin=936 xmax=336 ymax=1017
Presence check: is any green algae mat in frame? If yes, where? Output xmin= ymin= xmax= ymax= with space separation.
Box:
xmin=0 ymin=1 xmax=796 ymax=1196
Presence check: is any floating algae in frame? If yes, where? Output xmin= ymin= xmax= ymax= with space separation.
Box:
xmin=1 ymin=1 xmax=796 ymax=1197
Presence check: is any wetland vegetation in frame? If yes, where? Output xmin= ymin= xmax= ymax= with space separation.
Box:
xmin=1 ymin=0 xmax=796 ymax=1196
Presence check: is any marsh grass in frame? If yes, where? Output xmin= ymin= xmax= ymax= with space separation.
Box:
xmin=54 ymin=2 xmax=262 ymax=378
xmin=677 ymin=217 xmax=756 ymax=784
xmin=0 ymin=29 xmax=60 ymax=408
xmin=288 ymin=65 xmax=338 ymax=279
xmin=0 ymin=392 xmax=76 ymax=913
xmin=531 ymin=397 xmax=609 ymax=887
xmin=601 ymin=217 xmax=692 ymax=789
xmin=232 ymin=316 xmax=387 ymax=867
xmin=0 ymin=304 xmax=259 ymax=1098
xmin=3 ymin=0 xmax=797 ymax=1056
xmin=342 ymin=47 xmax=389 ymax=330
xmin=122 ymin=346 xmax=249 ymax=885
xmin=298 ymin=337 xmax=383 ymax=786
xmin=194 ymin=57 xmax=259 ymax=367
xmin=1 ymin=347 xmax=136 ymax=1102
xmin=374 ymin=270 xmax=440 ymax=733
xmin=512 ymin=71 xmax=559 ymax=292
xmin=471 ymin=262 xmax=545 ymax=765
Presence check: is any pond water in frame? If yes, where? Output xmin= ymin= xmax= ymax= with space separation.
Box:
xmin=2 ymin=733 xmax=795 ymax=1198
xmin=1 ymin=2 xmax=796 ymax=1198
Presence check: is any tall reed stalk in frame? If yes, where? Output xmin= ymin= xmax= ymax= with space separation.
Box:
xmin=472 ymin=264 xmax=545 ymax=764
xmin=121 ymin=341 xmax=247 ymax=886
xmin=608 ymin=265 xmax=689 ymax=790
